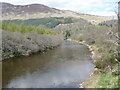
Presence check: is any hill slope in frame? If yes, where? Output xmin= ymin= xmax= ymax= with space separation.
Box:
xmin=1 ymin=2 xmax=115 ymax=24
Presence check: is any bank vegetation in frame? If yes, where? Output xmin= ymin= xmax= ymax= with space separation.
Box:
xmin=0 ymin=22 xmax=63 ymax=60
xmin=55 ymin=20 xmax=119 ymax=88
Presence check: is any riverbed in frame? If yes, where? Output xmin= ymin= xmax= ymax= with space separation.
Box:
xmin=2 ymin=41 xmax=94 ymax=88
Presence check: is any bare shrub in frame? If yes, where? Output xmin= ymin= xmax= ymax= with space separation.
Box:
xmin=2 ymin=30 xmax=63 ymax=60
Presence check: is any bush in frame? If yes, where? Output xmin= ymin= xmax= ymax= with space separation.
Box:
xmin=2 ymin=30 xmax=63 ymax=60
xmin=95 ymin=55 xmax=117 ymax=69
xmin=78 ymin=35 xmax=83 ymax=41
xmin=1 ymin=22 xmax=56 ymax=35
xmin=86 ymin=38 xmax=95 ymax=45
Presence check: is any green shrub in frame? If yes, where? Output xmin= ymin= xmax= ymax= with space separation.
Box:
xmin=95 ymin=55 xmax=117 ymax=69
xmin=86 ymin=38 xmax=95 ymax=45
xmin=1 ymin=22 xmax=56 ymax=35
xmin=63 ymin=18 xmax=73 ymax=24
xmin=78 ymin=35 xmax=83 ymax=41
xmin=95 ymin=60 xmax=102 ymax=69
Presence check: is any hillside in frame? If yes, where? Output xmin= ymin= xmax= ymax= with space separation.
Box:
xmin=1 ymin=2 xmax=115 ymax=24
xmin=99 ymin=20 xmax=117 ymax=27
xmin=1 ymin=2 xmax=61 ymax=15
xmin=3 ymin=17 xmax=74 ymax=28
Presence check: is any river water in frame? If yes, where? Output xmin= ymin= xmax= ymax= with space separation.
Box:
xmin=2 ymin=41 xmax=94 ymax=88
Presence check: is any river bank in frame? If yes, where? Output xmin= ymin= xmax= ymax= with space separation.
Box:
xmin=67 ymin=39 xmax=119 ymax=88
xmin=1 ymin=30 xmax=63 ymax=61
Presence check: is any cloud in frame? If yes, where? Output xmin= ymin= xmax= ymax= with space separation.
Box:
xmin=88 ymin=11 xmax=116 ymax=16
xmin=1 ymin=0 xmax=118 ymax=16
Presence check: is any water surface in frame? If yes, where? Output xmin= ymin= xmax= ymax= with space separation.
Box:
xmin=3 ymin=41 xmax=94 ymax=88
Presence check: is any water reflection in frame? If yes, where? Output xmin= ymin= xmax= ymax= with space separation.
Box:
xmin=3 ymin=41 xmax=94 ymax=88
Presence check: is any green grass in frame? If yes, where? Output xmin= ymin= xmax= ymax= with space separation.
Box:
xmin=95 ymin=72 xmax=119 ymax=88
xmin=83 ymin=66 xmax=119 ymax=88
xmin=0 ymin=22 xmax=56 ymax=35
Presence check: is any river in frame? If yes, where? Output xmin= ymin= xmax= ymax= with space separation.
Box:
xmin=2 ymin=41 xmax=94 ymax=88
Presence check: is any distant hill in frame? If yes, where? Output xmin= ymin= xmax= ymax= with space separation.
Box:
xmin=54 ymin=18 xmax=91 ymax=33
xmin=99 ymin=20 xmax=117 ymax=27
xmin=1 ymin=2 xmax=61 ymax=15
xmin=3 ymin=17 xmax=74 ymax=28
xmin=1 ymin=2 xmax=116 ymax=24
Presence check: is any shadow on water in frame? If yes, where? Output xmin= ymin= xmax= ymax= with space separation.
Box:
xmin=2 ymin=41 xmax=94 ymax=88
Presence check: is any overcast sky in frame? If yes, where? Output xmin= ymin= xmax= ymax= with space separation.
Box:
xmin=1 ymin=0 xmax=118 ymax=16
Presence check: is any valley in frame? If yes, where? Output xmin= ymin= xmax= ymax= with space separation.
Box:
xmin=0 ymin=1 xmax=119 ymax=88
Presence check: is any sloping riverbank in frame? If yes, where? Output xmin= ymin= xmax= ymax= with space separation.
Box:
xmin=67 ymin=39 xmax=119 ymax=88
xmin=69 ymin=39 xmax=120 ymax=88
xmin=1 ymin=30 xmax=63 ymax=61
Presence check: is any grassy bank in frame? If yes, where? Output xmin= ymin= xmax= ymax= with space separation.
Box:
xmin=68 ymin=38 xmax=119 ymax=88
xmin=81 ymin=42 xmax=119 ymax=88
xmin=83 ymin=71 xmax=119 ymax=88
xmin=83 ymin=65 xmax=119 ymax=88
xmin=79 ymin=40 xmax=119 ymax=88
